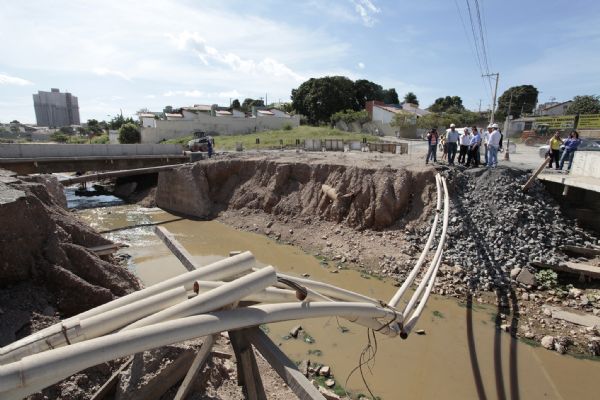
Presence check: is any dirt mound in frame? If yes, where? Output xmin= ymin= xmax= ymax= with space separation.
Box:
xmin=0 ymin=169 xmax=141 ymax=346
xmin=156 ymin=159 xmax=435 ymax=230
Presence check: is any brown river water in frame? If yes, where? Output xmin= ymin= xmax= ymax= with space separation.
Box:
xmin=77 ymin=204 xmax=600 ymax=400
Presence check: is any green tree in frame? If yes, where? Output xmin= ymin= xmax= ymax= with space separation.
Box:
xmin=567 ymin=95 xmax=600 ymax=115
xmin=382 ymin=88 xmax=399 ymax=104
xmin=118 ymin=123 xmax=141 ymax=144
xmin=163 ymin=105 xmax=173 ymax=114
xmin=428 ymin=96 xmax=465 ymax=113
xmin=50 ymin=131 xmax=69 ymax=143
xmin=86 ymin=119 xmax=103 ymax=135
xmin=496 ymin=85 xmax=538 ymax=119
xmin=354 ymin=79 xmax=384 ymax=108
xmin=403 ymin=92 xmax=419 ymax=106
xmin=416 ymin=110 xmax=481 ymax=129
xmin=231 ymin=99 xmax=241 ymax=110
xmin=109 ymin=114 xmax=136 ymax=130
xmin=291 ymin=76 xmax=356 ymax=124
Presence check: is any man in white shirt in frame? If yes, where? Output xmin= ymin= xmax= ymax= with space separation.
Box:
xmin=446 ymin=123 xmax=460 ymax=165
xmin=481 ymin=126 xmax=490 ymax=165
xmin=458 ymin=128 xmax=471 ymax=164
xmin=487 ymin=123 xmax=501 ymax=168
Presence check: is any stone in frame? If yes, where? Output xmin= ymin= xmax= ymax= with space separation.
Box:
xmin=318 ymin=386 xmax=341 ymax=400
xmin=521 ymin=293 xmax=529 ymax=301
xmin=516 ymin=269 xmax=536 ymax=286
xmin=415 ymin=329 xmax=426 ymax=335
xmin=325 ymin=378 xmax=336 ymax=388
xmin=524 ymin=331 xmax=535 ymax=339
xmin=289 ymin=325 xmax=302 ymax=338
xmin=510 ymin=267 xmax=522 ymax=279
xmin=298 ymin=359 xmax=309 ymax=377
xmin=568 ymin=288 xmax=584 ymax=299
xmin=319 ymin=365 xmax=331 ymax=377
xmin=500 ymin=324 xmax=511 ymax=332
xmin=541 ymin=335 xmax=555 ymax=350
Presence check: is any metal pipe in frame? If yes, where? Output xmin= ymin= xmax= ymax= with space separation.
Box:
xmin=389 ymin=174 xmax=442 ymax=308
xmin=0 ymin=252 xmax=255 ymax=363
xmin=0 ymin=302 xmax=400 ymax=397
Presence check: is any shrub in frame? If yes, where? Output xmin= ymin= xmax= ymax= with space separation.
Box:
xmin=50 ymin=132 xmax=69 ymax=143
xmin=282 ymin=123 xmax=293 ymax=131
xmin=330 ymin=109 xmax=370 ymax=125
xmin=118 ymin=123 xmax=141 ymax=144
xmin=535 ymin=269 xmax=558 ymax=290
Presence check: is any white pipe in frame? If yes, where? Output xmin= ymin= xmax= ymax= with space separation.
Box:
xmin=0 ymin=287 xmax=188 ymax=364
xmin=271 ymin=272 xmax=379 ymax=304
xmin=125 ymin=267 xmax=277 ymax=330
xmin=402 ymin=177 xmax=450 ymax=336
xmin=389 ymin=174 xmax=442 ymax=308
xmin=0 ymin=302 xmax=400 ymax=397
xmin=194 ymin=281 xmax=329 ymax=303
xmin=0 ymin=252 xmax=255 ymax=363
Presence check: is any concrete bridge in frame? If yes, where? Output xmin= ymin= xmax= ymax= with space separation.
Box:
xmin=0 ymin=143 xmax=188 ymax=174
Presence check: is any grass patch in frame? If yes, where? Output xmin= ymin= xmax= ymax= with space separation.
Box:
xmin=518 ymin=337 xmax=541 ymax=348
xmin=432 ymin=310 xmax=444 ymax=319
xmin=259 ymin=324 xmax=270 ymax=334
xmin=163 ymin=126 xmax=381 ymax=150
xmin=302 ymin=331 xmax=315 ymax=344
xmin=314 ymin=375 xmax=348 ymax=397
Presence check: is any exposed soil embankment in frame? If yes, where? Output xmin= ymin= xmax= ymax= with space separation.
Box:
xmin=156 ymin=159 xmax=435 ymax=230
xmin=0 ymin=169 xmax=141 ymax=347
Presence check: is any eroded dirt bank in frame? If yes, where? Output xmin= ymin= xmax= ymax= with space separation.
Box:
xmin=154 ymin=156 xmax=600 ymax=357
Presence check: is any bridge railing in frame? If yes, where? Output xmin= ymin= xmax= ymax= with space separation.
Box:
xmin=0 ymin=144 xmax=184 ymax=159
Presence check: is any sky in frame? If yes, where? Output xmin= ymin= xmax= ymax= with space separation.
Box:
xmin=1 ymin=0 xmax=599 ymax=123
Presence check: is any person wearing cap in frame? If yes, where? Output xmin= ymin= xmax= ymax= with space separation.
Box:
xmin=487 ymin=124 xmax=501 ymax=168
xmin=446 ymin=124 xmax=460 ymax=165
xmin=426 ymin=128 xmax=439 ymax=164
xmin=458 ymin=127 xmax=472 ymax=164
xmin=559 ymin=130 xmax=582 ymax=171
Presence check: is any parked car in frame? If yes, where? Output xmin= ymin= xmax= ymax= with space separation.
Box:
xmin=538 ymin=138 xmax=600 ymax=158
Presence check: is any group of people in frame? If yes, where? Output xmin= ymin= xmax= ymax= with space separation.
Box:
xmin=426 ymin=123 xmax=503 ymax=168
xmin=547 ymin=130 xmax=581 ymax=171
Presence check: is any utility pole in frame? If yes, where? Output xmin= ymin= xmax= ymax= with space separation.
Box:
xmin=478 ymin=99 xmax=482 ymax=113
xmin=482 ymin=73 xmax=500 ymax=124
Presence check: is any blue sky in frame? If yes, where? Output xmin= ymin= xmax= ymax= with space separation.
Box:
xmin=1 ymin=0 xmax=599 ymax=123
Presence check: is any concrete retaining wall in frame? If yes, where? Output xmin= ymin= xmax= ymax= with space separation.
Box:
xmin=571 ymin=152 xmax=600 ymax=178
xmin=141 ymin=114 xmax=301 ymax=143
xmin=0 ymin=143 xmax=184 ymax=158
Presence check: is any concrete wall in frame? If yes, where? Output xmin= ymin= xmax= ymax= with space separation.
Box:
xmin=571 ymin=152 xmax=600 ymax=178
xmin=141 ymin=114 xmax=300 ymax=143
xmin=372 ymin=107 xmax=394 ymax=124
xmin=0 ymin=143 xmax=184 ymax=158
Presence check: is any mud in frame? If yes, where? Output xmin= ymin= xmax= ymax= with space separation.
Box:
xmin=0 ymin=168 xmax=141 ymax=347
xmin=155 ymin=158 xmax=435 ymax=230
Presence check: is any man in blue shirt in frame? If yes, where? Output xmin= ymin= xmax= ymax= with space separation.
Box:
xmin=559 ymin=130 xmax=581 ymax=171
xmin=466 ymin=129 xmax=481 ymax=167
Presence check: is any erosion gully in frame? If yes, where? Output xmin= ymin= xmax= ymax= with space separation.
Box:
xmin=72 ymin=197 xmax=600 ymax=399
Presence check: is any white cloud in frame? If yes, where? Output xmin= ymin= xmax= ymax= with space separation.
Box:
xmin=168 ymin=31 xmax=304 ymax=81
xmin=163 ymin=90 xmax=205 ymax=98
xmin=92 ymin=68 xmax=131 ymax=81
xmin=350 ymin=0 xmax=381 ymax=27
xmin=163 ymin=89 xmax=244 ymax=99
xmin=0 ymin=73 xmax=33 ymax=86
xmin=357 ymin=62 xmax=365 ymax=69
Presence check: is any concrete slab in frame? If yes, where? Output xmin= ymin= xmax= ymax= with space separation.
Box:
xmin=543 ymin=306 xmax=600 ymax=327
xmin=538 ymin=172 xmax=600 ymax=193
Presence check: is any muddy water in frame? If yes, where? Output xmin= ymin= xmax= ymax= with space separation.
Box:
xmin=77 ymin=205 xmax=600 ymax=400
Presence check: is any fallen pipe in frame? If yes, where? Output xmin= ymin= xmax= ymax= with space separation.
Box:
xmin=124 ymin=267 xmax=277 ymax=330
xmin=193 ymin=280 xmax=330 ymax=303
xmin=271 ymin=272 xmax=379 ymax=304
xmin=401 ymin=177 xmax=450 ymax=337
xmin=389 ymin=174 xmax=442 ymax=309
xmin=0 ymin=287 xmax=188 ymax=364
xmin=0 ymin=251 xmax=255 ymax=364
xmin=0 ymin=302 xmax=401 ymax=398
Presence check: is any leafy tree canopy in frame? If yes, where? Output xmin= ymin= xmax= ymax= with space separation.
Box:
xmin=383 ymin=88 xmax=399 ymax=104
xmin=242 ymin=98 xmax=265 ymax=111
xmin=567 ymin=95 xmax=600 ymax=115
xmin=118 ymin=123 xmax=141 ymax=144
xmin=163 ymin=105 xmax=173 ymax=114
xmin=231 ymin=99 xmax=241 ymax=110
xmin=428 ymin=96 xmax=465 ymax=113
xmin=416 ymin=110 xmax=481 ymax=130
xmin=291 ymin=76 xmax=398 ymax=124
xmin=403 ymin=92 xmax=419 ymax=106
xmin=496 ymin=85 xmax=538 ymax=120
xmin=86 ymin=119 xmax=103 ymax=135
xmin=109 ymin=114 xmax=136 ymax=130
